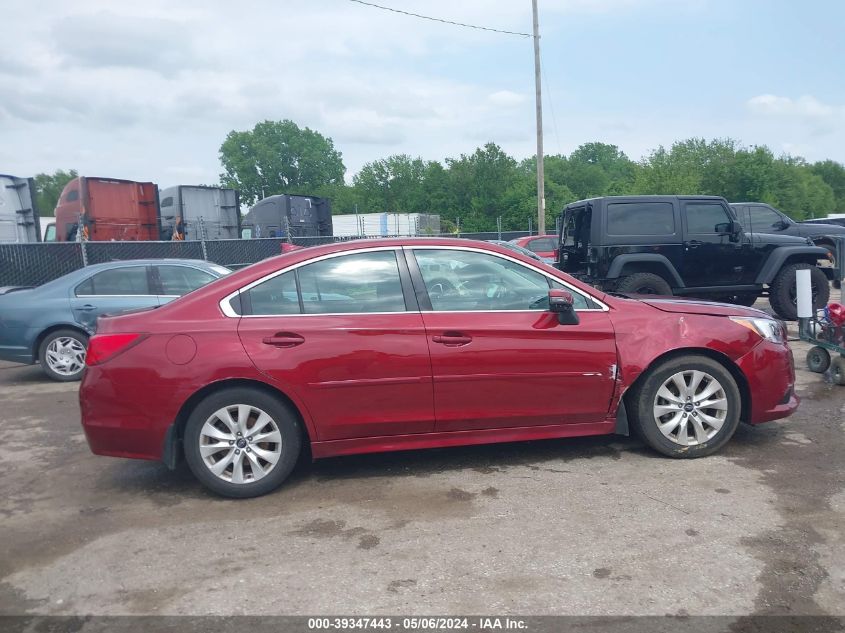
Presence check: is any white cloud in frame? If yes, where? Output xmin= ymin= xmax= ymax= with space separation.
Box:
xmin=747 ymin=94 xmax=840 ymax=120
xmin=488 ymin=90 xmax=527 ymax=107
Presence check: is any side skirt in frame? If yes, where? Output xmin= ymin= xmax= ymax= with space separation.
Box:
xmin=310 ymin=420 xmax=616 ymax=459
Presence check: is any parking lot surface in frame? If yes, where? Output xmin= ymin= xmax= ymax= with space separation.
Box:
xmin=0 ymin=329 xmax=843 ymax=617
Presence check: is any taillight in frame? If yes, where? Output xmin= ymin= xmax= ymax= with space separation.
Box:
xmin=85 ymin=333 xmax=147 ymax=366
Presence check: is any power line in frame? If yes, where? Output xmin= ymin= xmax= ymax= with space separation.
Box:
xmin=346 ymin=0 xmax=532 ymax=38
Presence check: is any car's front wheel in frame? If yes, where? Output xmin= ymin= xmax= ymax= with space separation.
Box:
xmin=628 ymin=355 xmax=741 ymax=458
xmin=38 ymin=329 xmax=89 ymax=382
xmin=184 ymin=387 xmax=303 ymax=498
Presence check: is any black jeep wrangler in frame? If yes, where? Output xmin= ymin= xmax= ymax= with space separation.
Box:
xmin=556 ymin=195 xmax=831 ymax=320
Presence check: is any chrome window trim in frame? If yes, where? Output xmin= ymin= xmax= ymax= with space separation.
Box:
xmin=218 ymin=244 xmax=610 ymax=318
xmin=406 ymin=245 xmax=609 ymax=312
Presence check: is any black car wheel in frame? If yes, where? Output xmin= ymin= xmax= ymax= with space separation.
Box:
xmin=769 ymin=263 xmax=830 ymax=321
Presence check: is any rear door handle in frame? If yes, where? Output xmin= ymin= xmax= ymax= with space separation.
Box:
xmin=262 ymin=333 xmax=305 ymax=348
xmin=77 ymin=304 xmax=97 ymax=312
xmin=432 ymin=333 xmax=473 ymax=346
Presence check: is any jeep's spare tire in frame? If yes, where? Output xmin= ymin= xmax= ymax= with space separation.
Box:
xmin=769 ymin=263 xmax=830 ymax=320
xmin=615 ymin=272 xmax=672 ymax=296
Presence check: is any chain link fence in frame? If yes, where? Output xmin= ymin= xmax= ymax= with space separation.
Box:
xmin=0 ymin=242 xmax=85 ymax=287
xmin=0 ymin=231 xmax=550 ymax=287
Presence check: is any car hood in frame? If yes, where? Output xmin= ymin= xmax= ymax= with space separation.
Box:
xmin=636 ymin=297 xmax=771 ymax=318
xmin=800 ymin=223 xmax=845 ymax=234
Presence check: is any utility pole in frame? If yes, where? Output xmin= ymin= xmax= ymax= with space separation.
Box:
xmin=532 ymin=0 xmax=545 ymax=235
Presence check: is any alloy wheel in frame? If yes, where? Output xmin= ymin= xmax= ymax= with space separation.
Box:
xmin=199 ymin=404 xmax=283 ymax=484
xmin=652 ymin=370 xmax=728 ymax=446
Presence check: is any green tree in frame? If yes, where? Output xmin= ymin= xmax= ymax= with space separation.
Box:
xmin=810 ymin=159 xmax=845 ymax=213
xmin=444 ymin=143 xmax=520 ymax=230
xmin=219 ymin=120 xmax=345 ymax=206
xmin=353 ymin=154 xmax=428 ymax=213
xmin=33 ymin=169 xmax=78 ymax=216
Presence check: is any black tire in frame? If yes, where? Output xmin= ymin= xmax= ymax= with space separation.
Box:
xmin=628 ymin=355 xmax=742 ymax=458
xmin=38 ymin=328 xmax=89 ymax=382
xmin=183 ymin=387 xmax=303 ymax=498
xmin=769 ymin=263 xmax=830 ymax=321
xmin=615 ymin=272 xmax=672 ymax=296
xmin=831 ymin=357 xmax=845 ymax=386
xmin=806 ymin=346 xmax=831 ymax=374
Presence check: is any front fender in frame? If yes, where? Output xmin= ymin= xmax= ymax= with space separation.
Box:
xmin=754 ymin=246 xmax=829 ymax=284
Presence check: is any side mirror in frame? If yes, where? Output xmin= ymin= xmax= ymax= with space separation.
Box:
xmin=776 ymin=219 xmax=790 ymax=231
xmin=717 ymin=221 xmax=743 ymax=242
xmin=548 ymin=289 xmax=579 ymax=325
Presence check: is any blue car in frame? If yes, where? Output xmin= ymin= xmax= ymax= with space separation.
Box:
xmin=0 ymin=259 xmax=230 ymax=381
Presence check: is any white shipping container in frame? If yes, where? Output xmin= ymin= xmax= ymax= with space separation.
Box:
xmin=329 ymin=213 xmax=440 ymax=237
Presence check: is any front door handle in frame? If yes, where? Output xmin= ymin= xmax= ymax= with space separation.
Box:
xmin=685 ymin=240 xmax=703 ymax=249
xmin=432 ymin=332 xmax=472 ymax=346
xmin=262 ymin=333 xmax=305 ymax=348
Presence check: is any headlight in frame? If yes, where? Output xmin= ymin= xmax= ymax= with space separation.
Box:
xmin=730 ymin=316 xmax=786 ymax=343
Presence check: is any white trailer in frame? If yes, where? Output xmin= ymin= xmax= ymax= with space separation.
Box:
xmin=331 ymin=213 xmax=440 ymax=237
xmin=0 ymin=174 xmax=40 ymax=242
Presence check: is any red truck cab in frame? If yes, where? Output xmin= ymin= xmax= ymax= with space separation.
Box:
xmin=51 ymin=177 xmax=159 ymax=241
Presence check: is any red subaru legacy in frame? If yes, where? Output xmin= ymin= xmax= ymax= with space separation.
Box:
xmin=80 ymin=239 xmax=798 ymax=498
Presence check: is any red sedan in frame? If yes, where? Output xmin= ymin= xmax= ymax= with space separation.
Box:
xmin=510 ymin=235 xmax=558 ymax=263
xmin=80 ymin=238 xmax=798 ymax=498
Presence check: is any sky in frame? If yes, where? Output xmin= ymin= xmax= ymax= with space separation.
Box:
xmin=1 ymin=0 xmax=844 ymax=189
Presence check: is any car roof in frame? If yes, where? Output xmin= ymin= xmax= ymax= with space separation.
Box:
xmin=32 ymin=259 xmax=224 ymax=292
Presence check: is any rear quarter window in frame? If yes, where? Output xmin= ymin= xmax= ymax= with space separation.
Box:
xmin=607 ymin=202 xmax=675 ymax=235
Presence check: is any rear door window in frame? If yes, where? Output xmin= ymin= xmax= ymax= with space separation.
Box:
xmin=157 ymin=265 xmax=216 ymax=296
xmin=298 ymin=251 xmax=406 ymax=314
xmin=75 ymin=266 xmax=151 ymax=296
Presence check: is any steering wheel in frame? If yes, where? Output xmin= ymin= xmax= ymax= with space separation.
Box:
xmin=427 ymin=278 xmax=457 ymax=300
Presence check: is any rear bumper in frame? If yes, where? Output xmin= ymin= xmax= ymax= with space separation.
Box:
xmin=736 ymin=340 xmax=800 ymax=424
xmin=79 ymin=365 xmax=172 ymax=461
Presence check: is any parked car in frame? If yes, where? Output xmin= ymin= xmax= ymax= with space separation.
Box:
xmin=730 ymin=202 xmax=845 ymax=257
xmin=557 ymin=195 xmax=831 ymax=320
xmin=0 ymin=259 xmax=230 ymax=381
xmin=487 ymin=239 xmax=545 ymax=262
xmin=509 ymin=235 xmax=557 ymax=263
xmin=80 ymin=238 xmax=798 ymax=498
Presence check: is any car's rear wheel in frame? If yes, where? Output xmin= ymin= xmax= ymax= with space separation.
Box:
xmin=38 ymin=329 xmax=88 ymax=382
xmin=184 ymin=387 xmax=302 ymax=498
xmin=806 ymin=346 xmax=831 ymax=374
xmin=769 ymin=263 xmax=830 ymax=320
xmin=628 ymin=355 xmax=741 ymax=458
xmin=614 ymin=272 xmax=672 ymax=296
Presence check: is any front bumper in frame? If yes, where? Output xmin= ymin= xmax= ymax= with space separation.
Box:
xmin=736 ymin=340 xmax=799 ymax=424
